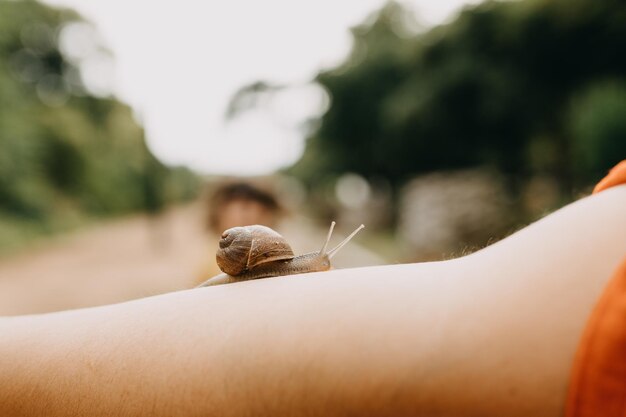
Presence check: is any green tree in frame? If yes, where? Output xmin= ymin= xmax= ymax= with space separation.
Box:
xmin=570 ymin=81 xmax=626 ymax=180
xmin=0 ymin=0 xmax=198 ymax=250
xmin=284 ymin=0 xmax=626 ymax=196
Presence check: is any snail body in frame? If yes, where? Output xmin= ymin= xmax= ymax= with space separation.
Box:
xmin=197 ymin=222 xmax=364 ymax=287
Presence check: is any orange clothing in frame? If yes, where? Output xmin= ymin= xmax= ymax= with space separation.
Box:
xmin=593 ymin=160 xmax=626 ymax=194
xmin=565 ymin=160 xmax=626 ymax=417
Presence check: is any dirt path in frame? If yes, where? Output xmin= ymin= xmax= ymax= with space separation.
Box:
xmin=0 ymin=204 xmax=208 ymax=315
xmin=0 ymin=204 xmax=384 ymax=316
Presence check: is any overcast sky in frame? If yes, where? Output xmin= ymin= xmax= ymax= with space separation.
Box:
xmin=42 ymin=0 xmax=481 ymax=175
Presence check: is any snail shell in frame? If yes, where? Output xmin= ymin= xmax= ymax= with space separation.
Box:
xmin=216 ymin=225 xmax=295 ymax=276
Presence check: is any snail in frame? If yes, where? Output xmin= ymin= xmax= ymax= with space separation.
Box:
xmin=197 ymin=222 xmax=364 ymax=287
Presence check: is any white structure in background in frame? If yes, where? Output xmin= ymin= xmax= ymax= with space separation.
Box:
xmin=399 ymin=169 xmax=512 ymax=260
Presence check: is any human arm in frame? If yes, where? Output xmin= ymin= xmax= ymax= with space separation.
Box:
xmin=0 ymin=186 xmax=625 ymax=417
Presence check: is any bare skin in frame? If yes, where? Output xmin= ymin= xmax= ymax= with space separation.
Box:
xmin=0 ymin=186 xmax=624 ymax=417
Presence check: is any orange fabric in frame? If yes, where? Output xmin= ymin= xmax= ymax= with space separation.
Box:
xmin=565 ymin=257 xmax=626 ymax=417
xmin=565 ymin=160 xmax=626 ymax=417
xmin=593 ymin=160 xmax=626 ymax=194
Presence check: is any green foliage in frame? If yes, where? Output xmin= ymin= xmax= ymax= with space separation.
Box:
xmin=288 ymin=0 xmax=626 ymax=194
xmin=0 ymin=0 xmax=199 ymax=251
xmin=569 ymin=81 xmax=626 ymax=180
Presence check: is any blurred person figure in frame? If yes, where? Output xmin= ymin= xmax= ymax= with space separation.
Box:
xmin=196 ymin=181 xmax=284 ymax=283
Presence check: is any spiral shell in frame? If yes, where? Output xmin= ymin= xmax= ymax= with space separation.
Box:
xmin=216 ymin=225 xmax=295 ymax=276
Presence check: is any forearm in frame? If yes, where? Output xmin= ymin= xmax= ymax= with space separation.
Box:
xmin=0 ymin=265 xmax=450 ymax=416
xmin=0 ymin=186 xmax=624 ymax=417
xmin=0 ymin=264 xmax=602 ymax=417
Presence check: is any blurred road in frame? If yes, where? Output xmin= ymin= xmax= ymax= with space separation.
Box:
xmin=0 ymin=204 xmax=207 ymax=315
xmin=0 ymin=203 xmax=383 ymax=316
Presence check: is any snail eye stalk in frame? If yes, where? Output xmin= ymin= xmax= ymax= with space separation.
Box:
xmin=327 ymin=224 xmax=365 ymax=259
xmin=319 ymin=221 xmax=336 ymax=255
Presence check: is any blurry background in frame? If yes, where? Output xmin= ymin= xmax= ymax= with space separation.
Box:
xmin=0 ymin=0 xmax=624 ymax=315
